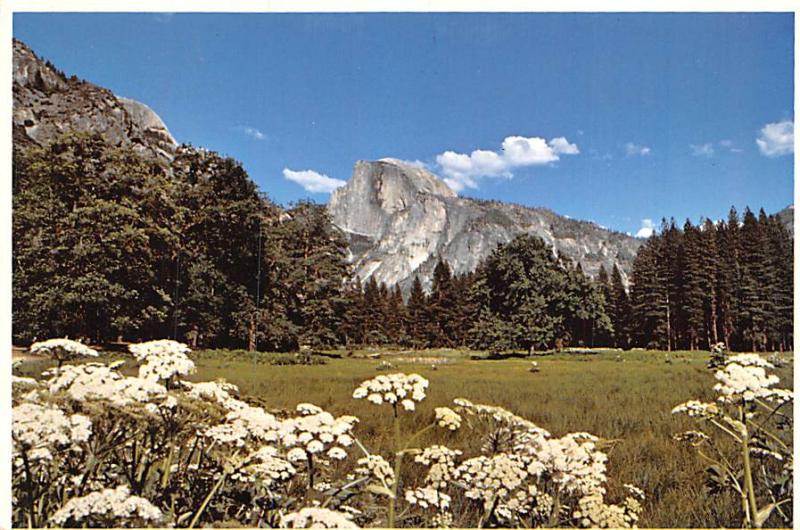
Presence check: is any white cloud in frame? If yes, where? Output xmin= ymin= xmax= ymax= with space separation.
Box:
xmin=242 ymin=126 xmax=266 ymax=141
xmin=635 ymin=218 xmax=655 ymax=238
xmin=757 ymin=120 xmax=794 ymax=157
xmin=435 ymin=135 xmax=579 ymax=193
xmin=625 ymin=143 xmax=651 ymax=157
xmin=283 ymin=168 xmax=346 ymax=194
xmin=718 ymin=140 xmax=743 ymax=153
xmin=690 ymin=143 xmax=715 ymax=157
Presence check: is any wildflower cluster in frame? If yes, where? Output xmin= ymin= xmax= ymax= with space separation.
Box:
xmin=673 ymin=352 xmax=793 ymax=528
xmin=281 ymin=507 xmax=358 ymax=528
xmin=129 ymin=339 xmax=195 ymax=384
xmin=12 ymin=402 xmax=91 ymax=461
xmin=356 ymin=454 xmax=395 ymax=488
xmin=352 ymin=373 xmax=428 ymax=411
xmin=50 ymin=486 xmax=163 ymax=526
xmin=29 ymin=338 xmax=98 ymax=365
xmin=13 ymin=350 xmax=644 ymax=529
xmin=415 ymin=445 xmax=462 ymax=489
xmin=280 ymin=403 xmax=358 ymax=463
xmin=44 ymin=363 xmax=167 ymax=406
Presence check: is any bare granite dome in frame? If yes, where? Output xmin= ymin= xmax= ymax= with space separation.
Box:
xmin=329 ymin=159 xmax=643 ymax=292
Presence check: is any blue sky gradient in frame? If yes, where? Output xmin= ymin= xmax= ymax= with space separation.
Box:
xmin=14 ymin=13 xmax=794 ymax=236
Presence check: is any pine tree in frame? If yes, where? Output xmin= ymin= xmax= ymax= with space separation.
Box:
xmin=715 ymin=208 xmax=741 ymax=350
xmin=738 ymin=208 xmax=768 ymax=351
xmin=595 ymin=265 xmax=613 ymax=346
xmin=762 ymin=213 xmax=793 ymax=351
xmin=428 ymin=258 xmax=456 ymax=347
xmin=406 ymin=276 xmax=428 ymax=348
xmin=609 ymin=264 xmax=632 ymax=348
xmin=630 ymin=238 xmax=669 ymax=349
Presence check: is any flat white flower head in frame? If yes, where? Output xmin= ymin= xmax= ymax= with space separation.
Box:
xmin=50 ymin=486 xmax=162 ymax=526
xmin=353 ymin=373 xmax=429 ymax=410
xmin=281 ymin=507 xmax=358 ymax=528
xmin=129 ymin=340 xmax=195 ymax=383
xmin=435 ymin=407 xmax=462 ymax=431
xmin=30 ymin=338 xmax=98 ymax=362
xmin=713 ymin=363 xmax=780 ymax=402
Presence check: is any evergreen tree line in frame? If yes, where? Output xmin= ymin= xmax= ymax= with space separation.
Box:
xmin=337 ymin=237 xmax=612 ymax=352
xmin=623 ymin=211 xmax=793 ymax=352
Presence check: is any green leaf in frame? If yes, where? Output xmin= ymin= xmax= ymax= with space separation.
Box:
xmin=366 ymin=484 xmax=395 ymax=498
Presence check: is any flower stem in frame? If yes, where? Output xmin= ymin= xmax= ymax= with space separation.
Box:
xmin=740 ymin=405 xmax=759 ymax=528
xmin=388 ymin=411 xmax=401 ymax=528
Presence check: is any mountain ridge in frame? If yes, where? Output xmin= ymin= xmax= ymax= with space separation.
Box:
xmin=12 ymin=39 xmax=177 ymax=163
xmin=329 ymin=158 xmax=643 ymax=291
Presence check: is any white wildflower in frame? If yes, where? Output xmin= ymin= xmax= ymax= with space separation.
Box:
xmin=671 ymin=400 xmax=719 ymax=418
xmin=327 ymin=447 xmax=347 ymax=460
xmin=724 ymin=353 xmax=774 ymax=369
xmin=12 ymin=402 xmax=91 ymax=459
xmin=44 ymin=363 xmax=166 ymax=406
xmin=713 ymin=363 xmax=780 ymax=402
xmin=278 ymin=405 xmax=357 ymax=460
xmin=435 ymin=407 xmax=462 ymax=431
xmin=405 ymin=487 xmax=451 ymax=510
xmin=287 ymin=448 xmax=308 ymax=462
xmin=12 ymin=375 xmax=39 ymax=388
xmin=30 ymin=338 xmax=98 ymax=363
xmin=353 ymin=373 xmax=429 ymax=410
xmin=129 ymin=339 xmax=195 ymax=383
xmin=50 ymin=485 xmax=162 ymax=526
xmin=415 ymin=445 xmax=462 ymax=489
xmin=281 ymin=507 xmax=358 ymax=528
xmin=522 ymin=433 xmax=608 ymax=496
xmin=673 ymin=430 xmax=710 ymax=446
xmin=356 ymin=454 xmax=395 ymax=487
xmin=455 ymin=454 xmax=528 ymax=510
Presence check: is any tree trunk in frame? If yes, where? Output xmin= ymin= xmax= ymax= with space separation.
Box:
xmin=247 ymin=314 xmax=256 ymax=351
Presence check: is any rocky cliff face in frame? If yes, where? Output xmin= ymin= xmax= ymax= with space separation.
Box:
xmin=13 ymin=39 xmax=177 ymax=163
xmin=775 ymin=205 xmax=794 ymax=236
xmin=330 ymin=158 xmax=643 ymax=291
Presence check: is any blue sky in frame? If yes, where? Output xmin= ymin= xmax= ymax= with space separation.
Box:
xmin=14 ymin=13 xmax=794 ymax=236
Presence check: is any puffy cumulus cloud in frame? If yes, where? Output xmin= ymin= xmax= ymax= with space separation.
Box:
xmin=283 ymin=168 xmax=346 ymax=194
xmin=757 ymin=120 xmax=794 ymax=157
xmin=689 ymin=143 xmax=715 ymax=157
xmin=435 ymin=135 xmax=579 ymax=193
xmin=625 ymin=143 xmax=651 ymax=157
xmin=635 ymin=219 xmax=655 ymax=238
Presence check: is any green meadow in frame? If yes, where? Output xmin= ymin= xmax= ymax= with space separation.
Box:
xmin=16 ymin=348 xmax=793 ymax=527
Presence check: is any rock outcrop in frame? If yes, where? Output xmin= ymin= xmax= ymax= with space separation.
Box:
xmin=13 ymin=39 xmax=177 ymax=163
xmin=775 ymin=205 xmax=794 ymax=236
xmin=329 ymin=158 xmax=643 ymax=291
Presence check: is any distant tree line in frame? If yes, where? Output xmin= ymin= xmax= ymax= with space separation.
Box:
xmin=625 ymin=212 xmax=793 ymax=352
xmin=338 ymin=238 xmax=611 ymax=353
xmin=12 ymin=133 xmax=793 ymax=353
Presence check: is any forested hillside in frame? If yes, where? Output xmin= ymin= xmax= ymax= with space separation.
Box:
xmin=13 ymin=133 xmax=792 ymax=352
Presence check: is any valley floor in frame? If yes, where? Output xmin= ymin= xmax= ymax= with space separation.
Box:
xmin=14 ymin=348 xmax=793 ymax=527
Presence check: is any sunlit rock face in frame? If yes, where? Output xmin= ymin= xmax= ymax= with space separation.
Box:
xmin=13 ymin=39 xmax=177 ymax=163
xmin=329 ymin=158 xmax=643 ymax=292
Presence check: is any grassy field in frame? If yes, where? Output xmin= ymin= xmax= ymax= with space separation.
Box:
xmin=16 ymin=348 xmax=793 ymax=527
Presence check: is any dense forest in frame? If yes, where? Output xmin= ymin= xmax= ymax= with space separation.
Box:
xmin=12 ymin=133 xmax=793 ymax=352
